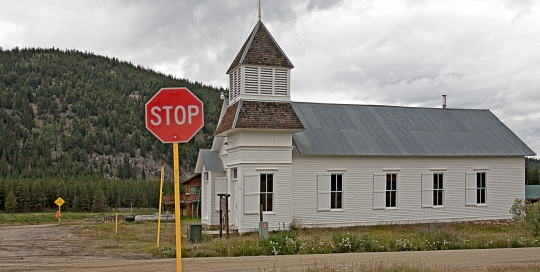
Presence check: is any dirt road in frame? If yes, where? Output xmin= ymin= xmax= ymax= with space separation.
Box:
xmin=1 ymin=224 xmax=540 ymax=271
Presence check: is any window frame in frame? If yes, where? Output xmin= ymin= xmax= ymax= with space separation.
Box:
xmin=232 ymin=168 xmax=238 ymax=180
xmin=385 ymin=173 xmax=398 ymax=208
xmin=190 ymin=185 xmax=201 ymax=195
xmin=476 ymin=172 xmax=487 ymax=205
xmin=433 ymin=173 xmax=444 ymax=207
xmin=260 ymin=173 xmax=274 ymax=212
xmin=330 ymin=173 xmax=343 ymax=210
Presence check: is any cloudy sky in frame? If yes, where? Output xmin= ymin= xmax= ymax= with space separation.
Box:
xmin=1 ymin=0 xmax=539 ymax=155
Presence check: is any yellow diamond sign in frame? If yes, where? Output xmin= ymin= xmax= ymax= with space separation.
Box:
xmin=55 ymin=197 xmax=65 ymax=207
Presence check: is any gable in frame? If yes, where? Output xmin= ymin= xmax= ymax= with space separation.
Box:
xmin=291 ymin=102 xmax=535 ymax=156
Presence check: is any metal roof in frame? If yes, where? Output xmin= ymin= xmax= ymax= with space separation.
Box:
xmin=200 ymin=149 xmax=224 ymax=171
xmin=291 ymin=102 xmax=535 ymax=156
xmin=526 ymin=185 xmax=540 ymax=200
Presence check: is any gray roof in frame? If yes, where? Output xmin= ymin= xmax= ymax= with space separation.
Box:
xmin=526 ymin=185 xmax=540 ymax=200
xmin=291 ymin=102 xmax=535 ymax=156
xmin=200 ymin=149 xmax=224 ymax=171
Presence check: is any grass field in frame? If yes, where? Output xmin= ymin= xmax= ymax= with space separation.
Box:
xmin=0 ymin=208 xmax=196 ymax=226
xmin=2 ymin=212 xmax=540 ymax=271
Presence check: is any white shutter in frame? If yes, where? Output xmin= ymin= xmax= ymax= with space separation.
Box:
xmin=260 ymin=68 xmax=273 ymax=94
xmin=274 ymin=69 xmax=288 ymax=96
xmin=421 ymin=174 xmax=433 ymax=208
xmin=373 ymin=173 xmax=386 ymax=210
xmin=229 ymin=74 xmax=235 ymax=101
xmin=465 ymin=173 xmax=477 ymax=206
xmin=244 ymin=67 xmax=258 ymax=94
xmin=234 ymin=69 xmax=241 ymax=98
xmin=244 ymin=175 xmax=260 ymax=214
xmin=214 ymin=177 xmax=226 ymax=211
xmin=317 ymin=174 xmax=330 ymax=211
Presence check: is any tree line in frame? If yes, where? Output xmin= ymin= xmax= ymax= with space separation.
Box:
xmin=0 ymin=177 xmax=175 ymax=213
xmin=526 ymin=158 xmax=540 ymax=185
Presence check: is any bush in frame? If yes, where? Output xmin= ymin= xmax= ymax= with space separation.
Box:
xmin=260 ymin=231 xmax=300 ymax=255
xmin=510 ymin=198 xmax=540 ymax=236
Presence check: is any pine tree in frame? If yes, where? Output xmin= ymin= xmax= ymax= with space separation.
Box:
xmin=92 ymin=189 xmax=106 ymax=212
xmin=72 ymin=196 xmax=81 ymax=212
xmin=5 ymin=190 xmax=17 ymax=213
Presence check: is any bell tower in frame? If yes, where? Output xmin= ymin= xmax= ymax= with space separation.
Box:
xmin=226 ymin=20 xmax=294 ymax=104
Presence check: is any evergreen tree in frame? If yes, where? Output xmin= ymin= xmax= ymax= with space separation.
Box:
xmin=72 ymin=196 xmax=81 ymax=212
xmin=5 ymin=190 xmax=17 ymax=212
xmin=91 ymin=189 xmax=106 ymax=212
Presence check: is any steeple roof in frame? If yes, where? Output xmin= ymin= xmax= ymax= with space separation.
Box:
xmin=226 ymin=21 xmax=294 ymax=74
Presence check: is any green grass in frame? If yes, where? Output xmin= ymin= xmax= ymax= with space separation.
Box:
xmin=0 ymin=209 xmax=196 ymax=226
xmin=177 ymin=222 xmax=540 ymax=258
xmin=2 ymin=211 xmax=539 ymax=266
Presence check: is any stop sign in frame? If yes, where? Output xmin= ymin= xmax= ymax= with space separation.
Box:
xmin=145 ymin=87 xmax=204 ymax=143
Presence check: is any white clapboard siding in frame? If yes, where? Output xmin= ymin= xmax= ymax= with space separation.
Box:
xmin=317 ymin=174 xmax=331 ymax=211
xmin=291 ymin=156 xmax=525 ymax=228
xmin=421 ymin=173 xmax=433 ymax=208
xmin=373 ymin=173 xmax=386 ymax=210
xmin=244 ymin=175 xmax=259 ymax=214
xmin=465 ymin=173 xmax=477 ymax=206
xmin=235 ymin=165 xmax=292 ymax=234
xmin=215 ymin=177 xmax=227 ymax=211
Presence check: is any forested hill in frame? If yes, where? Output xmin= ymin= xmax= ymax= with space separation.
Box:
xmin=0 ymin=47 xmax=224 ymax=181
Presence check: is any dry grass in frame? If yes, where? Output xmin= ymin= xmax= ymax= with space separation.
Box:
xmin=70 ymin=220 xmax=540 ymax=261
xmin=72 ymin=217 xmax=192 ymax=256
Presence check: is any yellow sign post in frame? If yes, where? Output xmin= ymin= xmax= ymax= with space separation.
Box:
xmin=55 ymin=197 xmax=65 ymax=225
xmin=173 ymin=143 xmax=182 ymax=271
xmin=157 ymin=166 xmax=165 ymax=248
xmin=145 ymin=87 xmax=203 ymax=272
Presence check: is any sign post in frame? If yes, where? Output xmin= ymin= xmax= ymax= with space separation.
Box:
xmin=55 ymin=197 xmax=65 ymax=225
xmin=157 ymin=166 xmax=164 ymax=248
xmin=145 ymin=87 xmax=204 ymax=272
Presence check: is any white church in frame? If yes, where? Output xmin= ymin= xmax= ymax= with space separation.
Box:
xmin=195 ymin=19 xmax=535 ymax=234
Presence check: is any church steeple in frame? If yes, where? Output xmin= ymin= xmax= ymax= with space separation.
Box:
xmin=227 ymin=20 xmax=294 ymax=104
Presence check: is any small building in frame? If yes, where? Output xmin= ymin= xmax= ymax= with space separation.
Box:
xmin=181 ymin=173 xmax=202 ymax=217
xmin=195 ymin=18 xmax=535 ymax=234
xmin=525 ymin=185 xmax=540 ymax=203
xmin=161 ymin=174 xmax=203 ymax=217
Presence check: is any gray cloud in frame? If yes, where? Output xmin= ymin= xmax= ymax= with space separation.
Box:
xmin=1 ymin=0 xmax=539 ymax=155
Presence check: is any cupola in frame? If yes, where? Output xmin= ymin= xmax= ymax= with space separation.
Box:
xmin=226 ymin=20 xmax=294 ymax=104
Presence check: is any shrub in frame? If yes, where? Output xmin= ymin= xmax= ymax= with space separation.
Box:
xmin=331 ymin=232 xmax=362 ymax=253
xmin=510 ymin=198 xmax=540 ymax=236
xmin=260 ymin=231 xmax=300 ymax=255
xmin=152 ymin=246 xmax=176 ymax=258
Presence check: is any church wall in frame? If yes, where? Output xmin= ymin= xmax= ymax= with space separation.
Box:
xmin=290 ymin=155 xmax=524 ymax=228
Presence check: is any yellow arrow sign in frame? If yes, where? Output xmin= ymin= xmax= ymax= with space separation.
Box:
xmin=55 ymin=197 xmax=65 ymax=207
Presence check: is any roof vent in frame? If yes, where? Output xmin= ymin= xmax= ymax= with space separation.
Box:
xmin=442 ymin=95 xmax=447 ymax=109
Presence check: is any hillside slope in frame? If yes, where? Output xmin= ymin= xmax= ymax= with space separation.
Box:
xmin=0 ymin=47 xmax=223 ymax=181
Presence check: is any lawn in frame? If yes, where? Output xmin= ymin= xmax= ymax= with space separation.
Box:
xmin=2 ymin=211 xmax=539 ymax=261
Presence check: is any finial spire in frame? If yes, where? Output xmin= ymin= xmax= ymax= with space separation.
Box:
xmin=258 ymin=0 xmax=261 ymax=21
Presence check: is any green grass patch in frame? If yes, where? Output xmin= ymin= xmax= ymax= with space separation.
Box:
xmin=178 ymin=222 xmax=540 ymax=258
xmin=0 ymin=209 xmax=195 ymax=226
xmin=4 ymin=211 xmax=539 ymax=263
